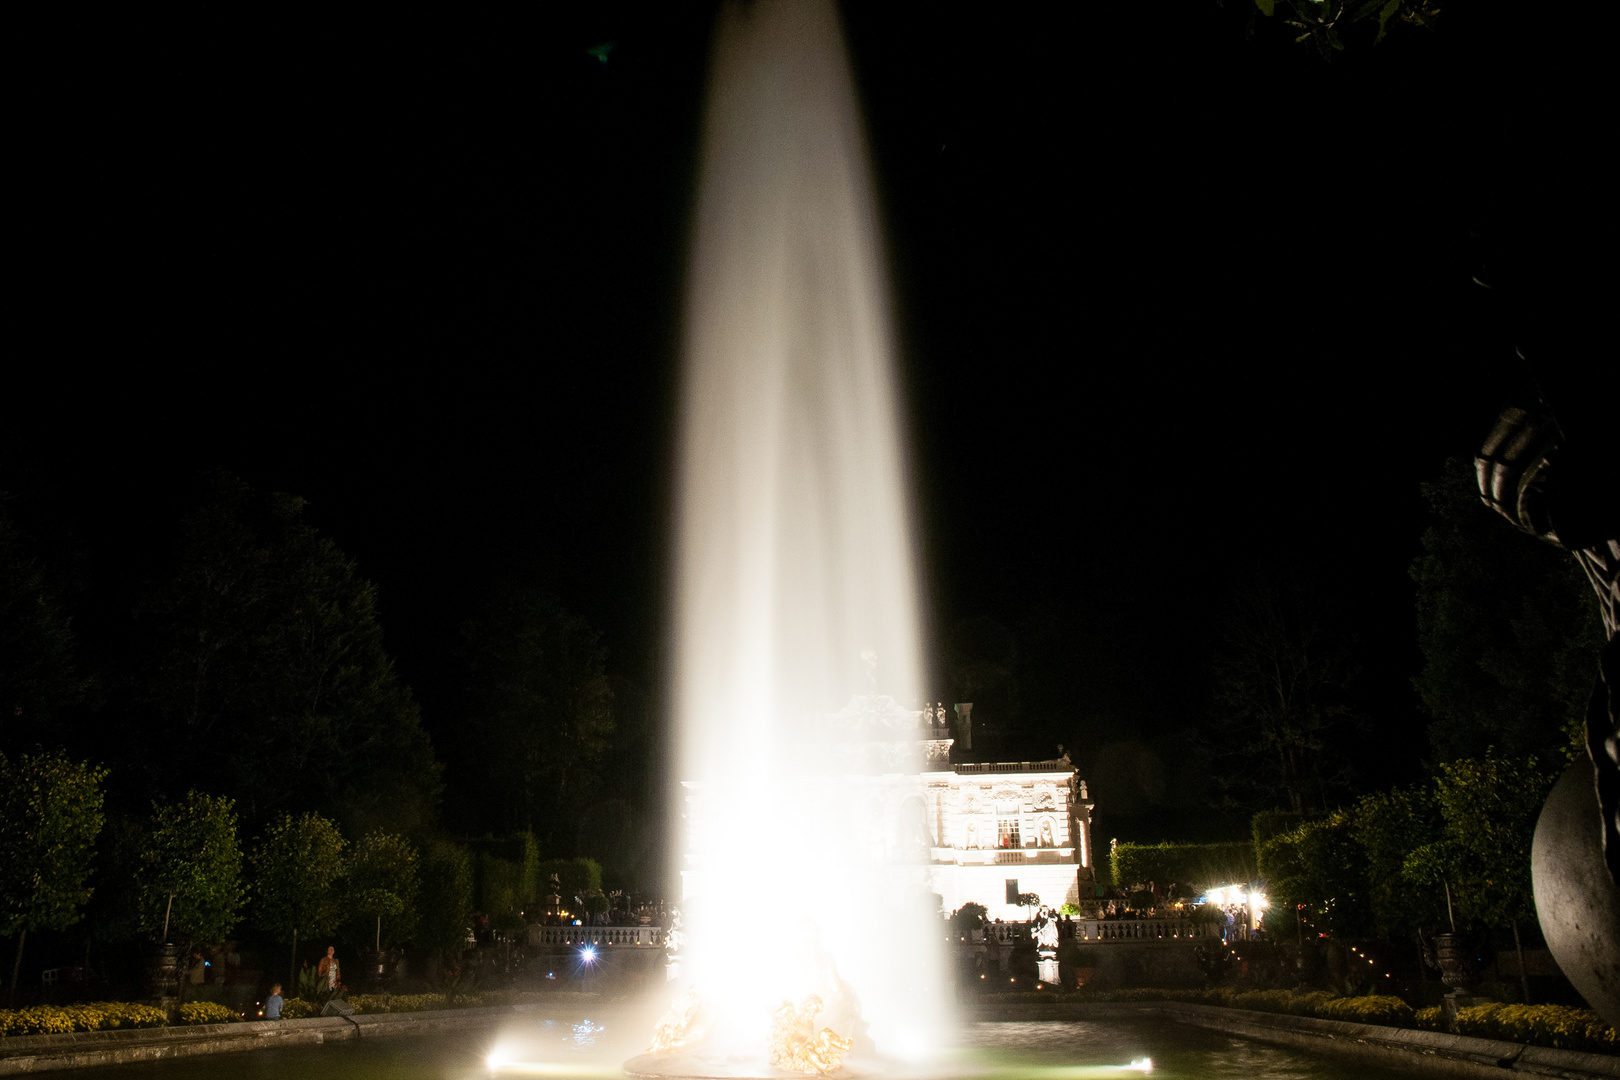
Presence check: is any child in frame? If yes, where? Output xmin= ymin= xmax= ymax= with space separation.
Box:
xmin=264 ymin=984 xmax=284 ymax=1020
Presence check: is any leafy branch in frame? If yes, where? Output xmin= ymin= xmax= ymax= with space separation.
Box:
xmin=1251 ymin=0 xmax=1441 ymax=58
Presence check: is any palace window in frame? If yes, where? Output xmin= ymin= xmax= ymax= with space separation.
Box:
xmin=997 ymin=818 xmax=1021 ymax=848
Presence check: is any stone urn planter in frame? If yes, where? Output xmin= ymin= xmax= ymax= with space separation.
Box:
xmin=146 ymin=942 xmax=180 ymax=1001
xmin=1426 ymin=932 xmax=1478 ymax=992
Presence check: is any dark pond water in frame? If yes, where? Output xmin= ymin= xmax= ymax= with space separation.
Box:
xmin=48 ymin=1016 xmax=1435 ymax=1079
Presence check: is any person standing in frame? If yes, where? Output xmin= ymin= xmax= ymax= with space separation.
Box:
xmin=318 ymin=945 xmax=340 ymax=989
xmin=264 ymin=984 xmax=284 ymax=1020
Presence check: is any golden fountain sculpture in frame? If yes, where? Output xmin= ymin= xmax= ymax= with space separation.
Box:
xmin=768 ymin=995 xmax=853 ymax=1076
xmin=647 ymin=986 xmax=703 ymax=1053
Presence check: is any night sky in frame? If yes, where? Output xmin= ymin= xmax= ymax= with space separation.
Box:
xmin=9 ymin=3 xmax=1609 ymax=838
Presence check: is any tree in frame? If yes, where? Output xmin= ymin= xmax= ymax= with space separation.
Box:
xmin=1246 ymin=0 xmax=1439 ymax=60
xmin=248 ymin=812 xmax=346 ymax=983
xmin=1412 ymin=459 xmax=1603 ymax=763
xmin=1348 ymin=785 xmax=1443 ymax=941
xmin=415 ymin=838 xmax=473 ymax=959
xmin=135 ymin=791 xmax=245 ymax=949
xmin=949 ymin=902 xmax=987 ymax=935
xmin=0 ymin=751 xmax=106 ymax=989
xmin=134 ymin=474 xmax=442 ymax=835
xmin=464 ymin=835 xmax=549 ymax=939
xmin=537 ymin=856 xmax=603 ymax=911
xmin=1403 ymin=752 xmax=1555 ymax=932
xmin=1206 ymin=566 xmax=1360 ymax=815
xmin=1257 ymin=810 xmax=1371 ymax=941
xmin=460 ymin=592 xmax=613 ymax=847
xmin=342 ymin=831 xmax=419 ymax=954
xmin=0 ymin=513 xmax=87 ymax=755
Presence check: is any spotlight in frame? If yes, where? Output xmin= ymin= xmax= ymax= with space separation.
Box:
xmin=580 ymin=945 xmax=598 ymax=965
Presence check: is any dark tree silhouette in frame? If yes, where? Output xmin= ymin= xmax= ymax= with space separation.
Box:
xmin=1412 ymin=458 xmax=1603 ymax=763
xmin=1206 ymin=566 xmax=1359 ymax=815
xmin=132 ymin=474 xmax=441 ymax=835
xmin=458 ymin=591 xmax=614 ymax=851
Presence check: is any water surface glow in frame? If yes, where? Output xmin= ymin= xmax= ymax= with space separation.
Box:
xmin=44 ymin=1016 xmax=1437 ymax=1078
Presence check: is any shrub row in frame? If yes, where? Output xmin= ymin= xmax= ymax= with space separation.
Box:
xmin=280 ymin=989 xmax=570 ymax=1019
xmin=0 ymin=1002 xmax=167 ymax=1037
xmin=1454 ymin=1003 xmax=1617 ymax=1055
xmin=1415 ymin=1001 xmax=1614 ymax=1053
xmin=991 ymin=987 xmax=1618 ymax=1056
xmin=278 ymin=998 xmax=320 ymax=1020
xmin=1086 ymin=986 xmax=1416 ymax=1027
xmin=177 ymin=1001 xmax=242 ymax=1026
xmin=3 ymin=987 xmax=602 ymax=1036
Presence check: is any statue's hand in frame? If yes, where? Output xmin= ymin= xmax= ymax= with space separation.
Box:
xmin=1475 ymin=407 xmax=1561 ymax=542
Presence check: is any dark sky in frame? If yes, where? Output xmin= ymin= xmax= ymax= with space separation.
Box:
xmin=9 ymin=2 xmax=1608 ymax=824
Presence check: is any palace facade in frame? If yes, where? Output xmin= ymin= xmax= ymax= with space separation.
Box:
xmin=678 ymin=699 xmax=1096 ymax=923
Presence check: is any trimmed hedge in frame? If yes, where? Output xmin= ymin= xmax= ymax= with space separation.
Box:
xmin=1109 ymin=842 xmax=1257 ymax=892
xmin=0 ymin=1002 xmax=167 ymax=1036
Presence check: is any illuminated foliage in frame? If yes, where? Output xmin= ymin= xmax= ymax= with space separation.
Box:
xmin=1110 ymin=841 xmax=1257 ymax=892
xmin=1402 ymin=752 xmax=1554 ymax=930
xmin=0 ymin=750 xmax=106 ymax=938
xmin=247 ymin=811 xmax=346 ymax=950
xmin=135 ymin=790 xmax=245 ymax=947
xmin=1348 ymin=786 xmax=1444 ymax=939
xmin=415 ymin=838 xmax=474 ymax=955
xmin=1248 ymin=0 xmax=1440 ymax=58
xmin=1257 ymin=809 xmax=1371 ymax=940
xmin=343 ymin=831 xmax=420 ymax=950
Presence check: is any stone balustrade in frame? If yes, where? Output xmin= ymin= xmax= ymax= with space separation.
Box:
xmin=1070 ymin=918 xmax=1218 ymax=942
xmin=526 ymin=924 xmax=665 ymax=948
xmin=954 ymin=760 xmax=1069 ymax=774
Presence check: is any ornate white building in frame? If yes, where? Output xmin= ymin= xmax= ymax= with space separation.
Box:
xmin=678 ymin=698 xmax=1096 ymax=924
xmin=925 ymin=752 xmax=1096 ymax=923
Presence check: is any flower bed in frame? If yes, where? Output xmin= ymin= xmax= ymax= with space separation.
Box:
xmin=177 ymin=1001 xmax=241 ymax=1025
xmin=277 ymin=998 xmax=321 ymax=1020
xmin=0 ymin=1002 xmax=167 ymax=1037
xmin=1455 ymin=1003 xmax=1617 ymax=1055
xmin=349 ymin=989 xmax=567 ymax=1013
xmin=982 ymin=987 xmax=1617 ymax=1056
xmin=1084 ymin=985 xmax=1412 ymax=1025
xmin=2 ymin=989 xmax=609 ymax=1037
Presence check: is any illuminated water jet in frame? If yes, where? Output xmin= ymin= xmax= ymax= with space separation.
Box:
xmin=632 ymin=0 xmax=949 ymax=1074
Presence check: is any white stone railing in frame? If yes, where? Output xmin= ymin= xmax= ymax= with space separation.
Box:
xmin=1070 ymin=918 xmax=1217 ymax=942
xmin=955 ymin=760 xmax=1070 ymax=774
xmin=527 ymin=925 xmax=665 ymax=948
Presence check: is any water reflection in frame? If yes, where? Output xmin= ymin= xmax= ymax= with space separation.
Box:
xmin=46 ymin=1016 xmax=1436 ymax=1080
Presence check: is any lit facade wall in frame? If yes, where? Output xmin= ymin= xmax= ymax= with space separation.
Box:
xmin=678 ymin=743 xmax=1094 ymax=925
xmin=923 ymin=766 xmax=1094 ymax=922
